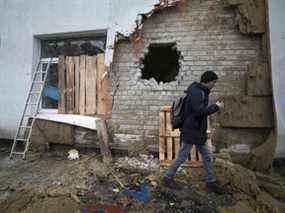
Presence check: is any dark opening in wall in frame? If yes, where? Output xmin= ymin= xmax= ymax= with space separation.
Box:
xmin=41 ymin=36 xmax=106 ymax=58
xmin=141 ymin=43 xmax=180 ymax=83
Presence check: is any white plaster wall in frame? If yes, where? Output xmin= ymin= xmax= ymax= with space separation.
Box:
xmin=0 ymin=0 xmax=109 ymax=138
xmin=110 ymin=0 xmax=157 ymax=36
xmin=268 ymin=0 xmax=285 ymax=158
xmin=0 ymin=0 xmax=161 ymax=139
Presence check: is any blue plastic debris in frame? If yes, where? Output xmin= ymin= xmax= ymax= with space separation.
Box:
xmin=43 ymin=85 xmax=59 ymax=101
xmin=122 ymin=182 xmax=150 ymax=203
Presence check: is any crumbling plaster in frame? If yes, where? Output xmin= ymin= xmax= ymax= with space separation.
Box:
xmin=105 ymin=0 xmax=182 ymax=66
xmin=222 ymin=0 xmax=266 ymax=34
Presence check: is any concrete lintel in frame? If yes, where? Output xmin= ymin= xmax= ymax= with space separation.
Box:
xmin=36 ymin=114 xmax=100 ymax=130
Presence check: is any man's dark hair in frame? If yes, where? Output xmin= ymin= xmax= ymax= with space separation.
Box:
xmin=200 ymin=71 xmax=218 ymax=83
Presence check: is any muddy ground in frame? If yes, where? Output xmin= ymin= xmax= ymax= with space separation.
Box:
xmin=1 ymin=141 xmax=285 ymax=213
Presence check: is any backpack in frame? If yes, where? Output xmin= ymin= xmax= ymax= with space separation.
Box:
xmin=170 ymin=90 xmax=205 ymax=129
xmin=170 ymin=94 xmax=188 ymax=130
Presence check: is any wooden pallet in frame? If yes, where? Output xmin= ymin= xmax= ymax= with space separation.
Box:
xmin=159 ymin=106 xmax=212 ymax=167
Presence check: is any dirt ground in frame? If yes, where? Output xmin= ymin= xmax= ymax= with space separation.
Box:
xmin=1 ymin=141 xmax=285 ymax=213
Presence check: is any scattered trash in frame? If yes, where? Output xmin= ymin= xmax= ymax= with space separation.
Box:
xmin=122 ymin=182 xmax=150 ymax=203
xmin=150 ymin=180 xmax=158 ymax=188
xmin=52 ymin=181 xmax=63 ymax=186
xmin=110 ymin=171 xmax=150 ymax=203
xmin=43 ymin=85 xmax=59 ymax=101
xmin=67 ymin=149 xmax=79 ymax=160
xmin=115 ymin=154 xmax=159 ymax=171
xmin=112 ymin=188 xmax=120 ymax=193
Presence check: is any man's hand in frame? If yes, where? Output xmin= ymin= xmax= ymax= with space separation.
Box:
xmin=216 ymin=101 xmax=224 ymax=109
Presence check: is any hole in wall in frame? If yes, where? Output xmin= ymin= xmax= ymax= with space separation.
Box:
xmin=140 ymin=43 xmax=180 ymax=83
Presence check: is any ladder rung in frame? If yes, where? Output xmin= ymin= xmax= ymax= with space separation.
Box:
xmin=11 ymin=152 xmax=25 ymax=155
xmin=23 ymin=115 xmax=35 ymax=118
xmin=19 ymin=126 xmax=32 ymax=129
xmin=35 ymin=73 xmax=46 ymax=76
xmin=30 ymin=92 xmax=41 ymax=94
xmin=33 ymin=81 xmax=44 ymax=84
xmin=40 ymin=57 xmax=58 ymax=63
xmin=27 ymin=103 xmax=38 ymax=105
xmin=16 ymin=139 xmax=28 ymax=141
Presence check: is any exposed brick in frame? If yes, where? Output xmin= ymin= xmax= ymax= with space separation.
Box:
xmin=108 ymin=0 xmax=266 ymax=149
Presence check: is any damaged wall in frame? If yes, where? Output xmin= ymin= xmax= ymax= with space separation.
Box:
xmin=109 ymin=0 xmax=269 ymax=153
xmin=0 ymin=0 xmax=276 ymax=157
xmin=0 ymin=0 xmax=168 ymax=139
xmin=268 ymin=0 xmax=285 ymax=158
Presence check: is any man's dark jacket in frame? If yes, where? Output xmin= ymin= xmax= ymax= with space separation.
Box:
xmin=181 ymin=82 xmax=219 ymax=145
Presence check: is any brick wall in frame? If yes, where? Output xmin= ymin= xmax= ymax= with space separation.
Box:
xmin=108 ymin=0 xmax=262 ymax=150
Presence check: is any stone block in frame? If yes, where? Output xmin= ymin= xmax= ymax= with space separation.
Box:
xmin=219 ymin=96 xmax=273 ymax=127
xmin=247 ymin=62 xmax=271 ymax=96
xmin=30 ymin=119 xmax=74 ymax=145
xmin=74 ymin=127 xmax=98 ymax=145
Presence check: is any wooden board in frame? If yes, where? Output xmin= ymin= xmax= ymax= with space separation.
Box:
xmin=58 ymin=55 xmax=66 ymax=114
xmin=58 ymin=55 xmax=109 ymax=116
xmin=74 ymin=56 xmax=80 ymax=114
xmin=66 ymin=57 xmax=75 ymax=114
xmin=97 ymin=54 xmax=108 ymax=118
xmin=85 ymin=56 xmax=97 ymax=115
xmin=166 ymin=112 xmax=173 ymax=160
xmin=159 ymin=111 xmax=166 ymax=161
xmin=79 ymin=55 xmax=86 ymax=115
xmin=219 ymin=96 xmax=273 ymax=127
xmin=97 ymin=119 xmax=112 ymax=163
xmin=174 ymin=137 xmax=180 ymax=158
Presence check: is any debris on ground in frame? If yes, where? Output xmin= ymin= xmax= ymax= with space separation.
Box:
xmin=0 ymin=143 xmax=285 ymax=212
xmin=114 ymin=154 xmax=159 ymax=172
xmin=67 ymin=149 xmax=79 ymax=160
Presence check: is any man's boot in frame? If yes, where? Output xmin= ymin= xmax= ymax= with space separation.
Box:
xmin=162 ymin=176 xmax=182 ymax=190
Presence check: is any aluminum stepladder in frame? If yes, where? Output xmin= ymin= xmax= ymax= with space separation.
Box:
xmin=10 ymin=57 xmax=58 ymax=159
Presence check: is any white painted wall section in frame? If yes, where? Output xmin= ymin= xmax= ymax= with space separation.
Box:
xmin=0 ymin=0 xmax=109 ymax=138
xmin=0 ymin=0 xmax=165 ymax=139
xmin=268 ymin=0 xmax=285 ymax=158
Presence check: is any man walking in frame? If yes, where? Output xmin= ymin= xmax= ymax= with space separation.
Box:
xmin=163 ymin=71 xmax=225 ymax=194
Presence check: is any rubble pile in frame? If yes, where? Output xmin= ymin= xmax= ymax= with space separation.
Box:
xmin=114 ymin=154 xmax=159 ymax=171
xmin=0 ymin=144 xmax=285 ymax=212
xmin=214 ymin=158 xmax=285 ymax=213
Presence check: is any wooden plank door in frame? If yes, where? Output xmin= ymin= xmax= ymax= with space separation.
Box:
xmin=58 ymin=55 xmax=108 ymax=116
